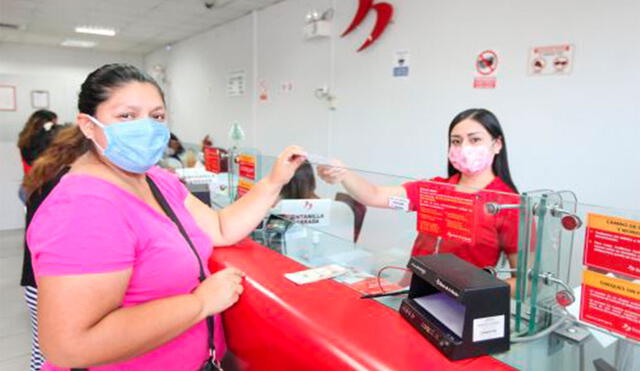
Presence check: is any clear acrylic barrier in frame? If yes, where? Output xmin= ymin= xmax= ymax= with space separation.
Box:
xmin=501 ymin=193 xmax=640 ymax=371
xmin=169 ymin=145 xmax=640 ymax=370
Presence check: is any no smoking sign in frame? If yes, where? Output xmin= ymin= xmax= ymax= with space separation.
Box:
xmin=476 ymin=50 xmax=498 ymax=75
xmin=474 ymin=50 xmax=498 ymax=89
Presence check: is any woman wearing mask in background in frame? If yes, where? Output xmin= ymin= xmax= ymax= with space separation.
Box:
xmin=25 ymin=63 xmax=306 ymax=370
xmin=17 ymin=109 xmax=60 ymax=371
xmin=318 ymin=109 xmax=520 ymax=290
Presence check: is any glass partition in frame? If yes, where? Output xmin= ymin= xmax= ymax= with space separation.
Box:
xmin=499 ymin=194 xmax=640 ymax=371
xmin=167 ymin=144 xmax=640 ymax=371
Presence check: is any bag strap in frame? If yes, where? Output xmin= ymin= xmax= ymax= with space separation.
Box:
xmin=145 ymin=176 xmax=218 ymax=368
xmin=69 ymin=176 xmax=218 ymax=371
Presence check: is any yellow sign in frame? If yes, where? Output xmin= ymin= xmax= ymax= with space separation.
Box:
xmin=588 ymin=213 xmax=640 ymax=238
xmin=582 ymin=270 xmax=640 ymax=301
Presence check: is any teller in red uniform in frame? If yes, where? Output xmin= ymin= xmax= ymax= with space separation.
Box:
xmin=318 ymin=108 xmax=520 ymax=289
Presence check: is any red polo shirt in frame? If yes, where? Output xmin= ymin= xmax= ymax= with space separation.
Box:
xmin=403 ymin=174 xmax=520 ymax=269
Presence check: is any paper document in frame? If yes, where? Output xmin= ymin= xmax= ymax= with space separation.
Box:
xmin=284 ymin=264 xmax=348 ymax=285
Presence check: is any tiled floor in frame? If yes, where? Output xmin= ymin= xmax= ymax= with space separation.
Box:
xmin=0 ymin=229 xmax=31 ymax=370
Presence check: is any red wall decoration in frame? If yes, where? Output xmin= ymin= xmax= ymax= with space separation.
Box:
xmin=342 ymin=0 xmax=394 ymax=52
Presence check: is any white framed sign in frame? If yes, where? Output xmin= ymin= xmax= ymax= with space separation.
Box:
xmin=31 ymin=90 xmax=49 ymax=108
xmin=0 ymin=85 xmax=17 ymax=111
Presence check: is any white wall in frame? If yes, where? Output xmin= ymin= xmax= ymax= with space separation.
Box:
xmin=147 ymin=0 xmax=640 ymax=210
xmin=0 ymin=42 xmax=143 ymax=230
xmin=146 ymin=15 xmax=255 ymax=150
xmin=0 ymin=43 xmax=143 ymax=141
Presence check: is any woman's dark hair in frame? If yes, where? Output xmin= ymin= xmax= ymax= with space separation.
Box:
xmin=24 ymin=64 xmax=164 ymax=194
xmin=78 ymin=63 xmax=164 ymax=115
xmin=447 ymin=108 xmax=518 ymax=193
xmin=280 ymin=160 xmax=318 ymax=199
xmin=169 ymin=133 xmax=185 ymax=156
xmin=17 ymin=109 xmax=58 ymax=150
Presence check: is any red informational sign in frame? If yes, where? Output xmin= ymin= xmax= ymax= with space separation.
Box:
xmin=416 ymin=182 xmax=479 ymax=245
xmin=580 ymin=270 xmax=640 ymax=341
xmin=473 ymin=76 xmax=497 ymax=89
xmin=473 ymin=50 xmax=498 ymax=89
xmin=237 ymin=178 xmax=254 ymax=198
xmin=238 ymin=154 xmax=256 ymax=180
xmin=204 ymin=147 xmax=221 ymax=174
xmin=584 ymin=214 xmax=640 ymax=279
xmin=528 ymin=44 xmax=574 ymax=75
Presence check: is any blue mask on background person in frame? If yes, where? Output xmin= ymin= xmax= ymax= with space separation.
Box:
xmin=85 ymin=114 xmax=170 ymax=174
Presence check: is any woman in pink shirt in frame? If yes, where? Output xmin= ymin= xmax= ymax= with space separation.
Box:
xmin=24 ymin=63 xmax=306 ymax=371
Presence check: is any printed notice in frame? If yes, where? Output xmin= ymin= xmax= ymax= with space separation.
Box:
xmin=473 ymin=315 xmax=505 ymax=342
xmin=204 ymin=148 xmax=222 ymax=174
xmin=238 ymin=154 xmax=256 ymax=180
xmin=227 ymin=70 xmax=246 ymax=97
xmin=237 ymin=178 xmax=254 ymax=198
xmin=417 ymin=182 xmax=479 ymax=244
xmin=583 ymin=213 xmax=640 ymax=279
xmin=580 ymin=270 xmax=640 ymax=341
xmin=273 ymin=199 xmax=331 ymax=227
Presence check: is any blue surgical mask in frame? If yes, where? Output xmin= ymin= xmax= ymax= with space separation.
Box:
xmin=86 ymin=115 xmax=170 ymax=174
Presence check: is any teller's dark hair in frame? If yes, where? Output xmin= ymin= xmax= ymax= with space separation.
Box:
xmin=447 ymin=108 xmax=518 ymax=192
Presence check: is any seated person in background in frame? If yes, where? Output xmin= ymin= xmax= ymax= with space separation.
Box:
xmin=201 ymin=134 xmax=213 ymax=152
xmin=254 ymin=160 xmax=319 ymax=251
xmin=161 ymin=132 xmax=198 ymax=170
xmin=279 ymin=160 xmax=319 ymax=200
xmin=161 ymin=132 xmax=186 ymax=169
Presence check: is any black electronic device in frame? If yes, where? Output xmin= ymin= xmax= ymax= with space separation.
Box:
xmin=399 ymin=254 xmax=510 ymax=360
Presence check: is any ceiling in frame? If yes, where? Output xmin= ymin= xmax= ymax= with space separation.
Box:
xmin=0 ymin=0 xmax=282 ymax=54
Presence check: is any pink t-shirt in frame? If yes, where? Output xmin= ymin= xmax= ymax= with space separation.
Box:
xmin=27 ymin=166 xmax=226 ymax=371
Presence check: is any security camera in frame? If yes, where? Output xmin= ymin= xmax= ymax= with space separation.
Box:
xmin=204 ymin=0 xmax=216 ymax=9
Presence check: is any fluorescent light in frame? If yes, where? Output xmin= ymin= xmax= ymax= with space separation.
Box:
xmin=75 ymin=26 xmax=116 ymax=37
xmin=61 ymin=39 xmax=97 ymax=48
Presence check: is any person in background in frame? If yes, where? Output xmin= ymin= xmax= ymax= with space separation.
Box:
xmin=279 ymin=160 xmax=319 ymax=200
xmin=16 ymin=109 xmax=59 ymax=371
xmin=167 ymin=132 xmax=186 ymax=163
xmin=318 ymin=109 xmax=521 ymax=291
xmin=24 ymin=63 xmax=305 ymax=371
xmin=18 ymin=109 xmax=59 ymax=174
xmin=161 ymin=132 xmax=186 ymax=170
xmin=201 ymin=134 xmax=213 ymax=152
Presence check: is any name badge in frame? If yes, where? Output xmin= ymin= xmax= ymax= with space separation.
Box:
xmin=388 ymin=196 xmax=410 ymax=211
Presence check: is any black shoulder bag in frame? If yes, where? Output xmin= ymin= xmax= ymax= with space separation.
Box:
xmin=71 ymin=177 xmax=221 ymax=371
xmin=146 ymin=176 xmax=221 ymax=371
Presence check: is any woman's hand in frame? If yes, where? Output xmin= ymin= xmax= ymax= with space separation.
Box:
xmin=267 ymin=145 xmax=307 ymax=186
xmin=317 ymin=159 xmax=348 ymax=184
xmin=193 ymin=267 xmax=245 ymax=317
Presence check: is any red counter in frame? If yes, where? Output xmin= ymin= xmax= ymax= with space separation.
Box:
xmin=209 ymin=239 xmax=516 ymax=371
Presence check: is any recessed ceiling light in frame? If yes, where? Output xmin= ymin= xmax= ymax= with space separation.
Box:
xmin=75 ymin=26 xmax=116 ymax=37
xmin=61 ymin=39 xmax=97 ymax=48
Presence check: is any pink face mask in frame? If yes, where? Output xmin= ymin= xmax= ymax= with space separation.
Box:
xmin=448 ymin=145 xmax=495 ymax=175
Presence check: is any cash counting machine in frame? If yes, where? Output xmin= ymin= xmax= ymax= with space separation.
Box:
xmin=399 ymin=254 xmax=510 ymax=360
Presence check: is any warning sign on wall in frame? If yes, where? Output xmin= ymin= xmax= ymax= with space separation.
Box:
xmin=528 ymin=44 xmax=574 ymax=76
xmin=473 ymin=50 xmax=498 ymax=89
